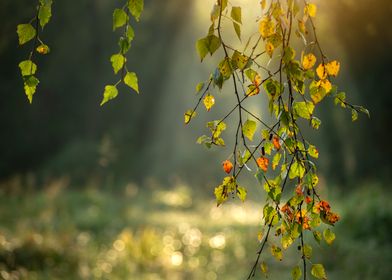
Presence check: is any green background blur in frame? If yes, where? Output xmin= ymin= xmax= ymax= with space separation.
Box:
xmin=0 ymin=0 xmax=391 ymax=279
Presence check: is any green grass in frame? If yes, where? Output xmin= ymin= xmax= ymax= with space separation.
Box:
xmin=0 ymin=180 xmax=391 ymax=279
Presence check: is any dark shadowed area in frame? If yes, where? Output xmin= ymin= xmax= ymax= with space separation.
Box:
xmin=0 ymin=0 xmax=391 ymax=279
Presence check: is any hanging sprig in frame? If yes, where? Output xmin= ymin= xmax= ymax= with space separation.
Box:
xmin=16 ymin=0 xmax=53 ymax=103
xmin=185 ymin=0 xmax=369 ymax=279
xmin=100 ymin=0 xmax=143 ymax=106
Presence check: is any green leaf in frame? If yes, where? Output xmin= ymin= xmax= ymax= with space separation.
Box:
xmin=38 ymin=2 xmax=52 ymax=28
xmin=323 ymin=228 xmax=336 ymax=245
xmin=272 ymin=152 xmax=281 ymax=170
xmin=16 ymin=24 xmax=36 ymax=45
xmin=184 ymin=109 xmax=197 ymax=125
xmin=207 ymin=120 xmax=226 ymax=138
xmin=128 ymin=0 xmax=144 ymax=21
xmin=24 ymin=82 xmax=38 ymax=104
xmin=313 ymin=230 xmax=322 ymax=244
xmin=233 ymin=23 xmax=241 ymax=41
xmin=263 ymin=79 xmax=282 ymax=100
xmin=311 ymin=116 xmax=321 ymax=129
xmin=23 ymin=75 xmax=39 ymax=103
xmin=334 ymin=92 xmax=346 ymax=107
xmin=218 ymin=57 xmax=233 ymax=79
xmin=310 ymin=80 xmax=327 ymax=104
xmin=311 ymin=264 xmax=327 ymax=280
xmin=126 ymin=25 xmax=135 ymax=42
xmin=281 ymin=234 xmax=294 ymax=249
xmin=351 ymin=109 xmax=358 ymax=122
xmin=263 ymin=205 xmax=279 ymax=226
xmin=124 ymin=71 xmax=139 ymax=93
xmin=196 ymin=38 xmax=209 ymax=62
xmin=242 ymin=120 xmax=257 ymax=141
xmin=214 ymin=184 xmax=228 ymax=206
xmin=308 ymin=144 xmax=319 ymax=159
xmin=271 ymin=245 xmax=283 ymax=261
xmin=261 ymin=261 xmax=268 ymax=277
xmin=291 ymin=266 xmax=301 ymax=280
xmin=214 ymin=176 xmax=236 ymax=206
xmin=196 ymin=35 xmax=221 ymax=62
xmin=24 ymin=75 xmax=39 ymax=87
xmin=289 ymin=161 xmax=305 ymax=179
xmin=231 ymin=7 xmax=242 ymax=40
xmin=293 ymin=101 xmax=314 ymax=120
xmin=110 ymin=54 xmax=126 ymax=74
xmin=283 ymin=46 xmax=296 ymax=63
xmin=303 ymin=244 xmax=312 ymax=259
xmin=358 ymin=106 xmax=370 ymax=118
xmin=236 ymin=186 xmax=247 ymax=202
xmin=119 ymin=37 xmax=131 ymax=53
xmin=232 ymin=51 xmax=249 ymax=70
xmin=113 ymin=9 xmax=127 ymax=30
xmin=19 ymin=60 xmax=37 ymax=76
xmin=231 ymin=7 xmax=242 ymax=23
xmin=100 ymin=85 xmax=118 ymax=106
xmin=195 ymin=82 xmax=204 ymax=93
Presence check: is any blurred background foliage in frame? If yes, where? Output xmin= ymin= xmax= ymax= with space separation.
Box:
xmin=0 ymin=0 xmax=391 ymax=279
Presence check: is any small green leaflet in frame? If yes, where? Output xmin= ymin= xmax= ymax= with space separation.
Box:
xmin=351 ymin=109 xmax=358 ymax=121
xmin=128 ymin=0 xmax=144 ymax=21
xmin=313 ymin=230 xmax=322 ymax=244
xmin=270 ymin=245 xmax=282 ymax=261
xmin=311 ymin=116 xmax=321 ymax=129
xmin=293 ymin=101 xmax=314 ymax=120
xmin=113 ymin=9 xmax=127 ymax=30
xmin=23 ymin=76 xmax=39 ymax=104
xmin=289 ymin=161 xmax=305 ymax=179
xmin=124 ymin=71 xmax=139 ymax=93
xmin=126 ymin=26 xmax=135 ymax=42
xmin=38 ymin=0 xmax=52 ymax=28
xmin=323 ymin=228 xmax=335 ymax=245
xmin=236 ymin=186 xmax=247 ymax=202
xmin=19 ymin=60 xmax=37 ymax=76
xmin=218 ymin=58 xmax=233 ymax=79
xmin=100 ymin=85 xmax=118 ymax=106
xmin=196 ymin=35 xmax=221 ymax=62
xmin=261 ymin=261 xmax=268 ymax=277
xmin=242 ymin=119 xmax=257 ymax=141
xmin=311 ymin=264 xmax=327 ymax=280
xmin=281 ymin=234 xmax=294 ymax=249
xmin=16 ymin=24 xmax=36 ymax=45
xmin=303 ymin=244 xmax=312 ymax=259
xmin=291 ymin=266 xmax=301 ymax=280
xmin=231 ymin=7 xmax=242 ymax=40
xmin=308 ymin=144 xmax=319 ymax=158
xmin=110 ymin=54 xmax=126 ymax=74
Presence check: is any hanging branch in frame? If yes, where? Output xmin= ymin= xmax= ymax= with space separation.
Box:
xmin=185 ymin=0 xmax=369 ymax=279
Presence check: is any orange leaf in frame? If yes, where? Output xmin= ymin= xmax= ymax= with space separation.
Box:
xmin=257 ymin=157 xmax=269 ymax=172
xmin=222 ymin=160 xmax=233 ymax=174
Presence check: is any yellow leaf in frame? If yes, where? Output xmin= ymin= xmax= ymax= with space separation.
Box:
xmin=246 ymin=84 xmax=260 ymax=96
xmin=302 ymin=53 xmax=316 ymax=70
xmin=203 ymin=94 xmax=215 ymax=111
xmin=184 ymin=109 xmax=196 ymax=124
xmin=318 ymin=79 xmax=332 ymax=93
xmin=325 ymin=60 xmax=340 ymax=76
xmin=298 ymin=19 xmax=307 ymax=34
xmin=254 ymin=73 xmax=262 ymax=86
xmin=261 ymin=0 xmax=267 ymax=10
xmin=259 ymin=17 xmax=275 ymax=39
xmin=316 ymin=63 xmax=327 ymax=80
xmin=265 ymin=41 xmax=274 ymax=57
xmin=305 ymin=3 xmax=317 ymax=18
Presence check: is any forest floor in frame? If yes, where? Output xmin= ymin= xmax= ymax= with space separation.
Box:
xmin=0 ymin=178 xmax=390 ymax=279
